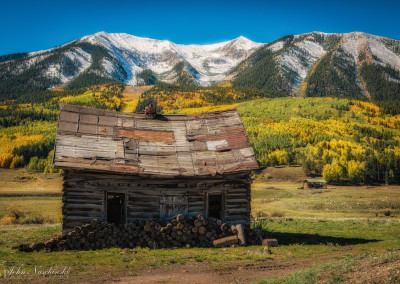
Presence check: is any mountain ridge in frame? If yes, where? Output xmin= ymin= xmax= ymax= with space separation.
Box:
xmin=232 ymin=31 xmax=400 ymax=102
xmin=1 ymin=31 xmax=400 ymax=103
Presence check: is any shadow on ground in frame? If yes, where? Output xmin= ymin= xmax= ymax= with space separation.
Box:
xmin=261 ymin=231 xmax=379 ymax=246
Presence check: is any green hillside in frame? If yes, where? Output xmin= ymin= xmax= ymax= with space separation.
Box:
xmin=0 ymin=83 xmax=125 ymax=172
xmin=1 ymin=81 xmax=400 ymax=185
xmin=170 ymin=97 xmax=400 ymax=184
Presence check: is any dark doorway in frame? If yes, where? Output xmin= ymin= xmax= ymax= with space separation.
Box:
xmin=107 ymin=193 xmax=125 ymax=225
xmin=207 ymin=193 xmax=223 ymax=219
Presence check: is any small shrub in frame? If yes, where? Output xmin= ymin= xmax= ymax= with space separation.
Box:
xmin=0 ymin=216 xmax=16 ymax=225
xmin=331 ymin=273 xmax=344 ymax=282
xmin=0 ymin=154 xmax=13 ymax=168
xmin=28 ymin=156 xmax=40 ymax=171
xmin=8 ymin=206 xmax=24 ymax=220
xmin=262 ymin=173 xmax=272 ymax=179
xmin=20 ymin=214 xmax=45 ymax=224
xmin=10 ymin=155 xmax=25 ymax=169
xmin=254 ymin=210 xmax=270 ymax=218
xmin=384 ymin=210 xmax=392 ymax=217
xmin=270 ymin=211 xmax=285 ymax=217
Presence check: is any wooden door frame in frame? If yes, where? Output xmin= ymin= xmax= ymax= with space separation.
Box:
xmin=105 ymin=191 xmax=127 ymax=224
xmin=205 ymin=191 xmax=225 ymax=221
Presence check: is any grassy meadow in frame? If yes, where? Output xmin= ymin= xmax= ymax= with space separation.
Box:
xmin=252 ymin=181 xmax=400 ymax=219
xmin=0 ymin=168 xmax=399 ymax=282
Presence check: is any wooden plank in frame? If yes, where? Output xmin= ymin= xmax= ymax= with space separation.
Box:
xmin=188 ymin=207 xmax=204 ymax=213
xmin=62 ymin=198 xmax=104 ymax=204
xmin=138 ymin=141 xmax=176 ymax=155
xmin=58 ymin=121 xmax=77 ymax=132
xmin=77 ymin=123 xmax=97 ymax=135
xmin=59 ymin=111 xmax=79 ymax=122
xmin=79 ymin=114 xmax=98 ymax=124
xmin=63 ymin=216 xmax=100 ymax=222
xmin=225 ymin=208 xmax=250 ymax=213
xmin=64 ymin=204 xmax=103 ymax=209
xmin=97 ymin=125 xmax=114 ymax=136
xmin=127 ymin=212 xmax=160 ymax=218
xmin=118 ymin=128 xmax=175 ymax=143
xmin=127 ymin=207 xmax=160 ymax=213
xmin=134 ymin=120 xmax=172 ymax=131
xmin=56 ymin=135 xmax=121 ymax=159
xmin=98 ymin=116 xmax=117 ymax=126
xmin=113 ymin=164 xmax=143 ymax=174
xmin=62 ymin=210 xmax=103 ymax=217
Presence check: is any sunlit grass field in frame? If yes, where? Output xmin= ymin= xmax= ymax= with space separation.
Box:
xmin=252 ymin=182 xmax=400 ymax=219
xmin=0 ymin=168 xmax=399 ymax=282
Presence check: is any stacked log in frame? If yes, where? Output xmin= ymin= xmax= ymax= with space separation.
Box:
xmin=17 ymin=215 xmax=261 ymax=252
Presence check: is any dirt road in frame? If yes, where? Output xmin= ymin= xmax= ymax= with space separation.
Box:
xmin=116 ymin=259 xmax=312 ymax=284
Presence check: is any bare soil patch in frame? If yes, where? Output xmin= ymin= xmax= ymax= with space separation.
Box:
xmin=122 ymin=85 xmax=153 ymax=100
xmin=116 ymin=259 xmax=313 ymax=284
xmin=342 ymin=256 xmax=400 ymax=283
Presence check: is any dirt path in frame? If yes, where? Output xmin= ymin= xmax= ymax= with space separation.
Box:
xmin=115 ymin=259 xmax=315 ymax=284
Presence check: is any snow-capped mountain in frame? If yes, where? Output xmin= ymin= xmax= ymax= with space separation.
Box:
xmin=0 ymin=32 xmax=262 ymax=94
xmin=233 ymin=32 xmax=400 ymax=100
xmin=1 ymin=31 xmax=400 ymax=102
xmin=80 ymin=32 xmax=263 ymax=85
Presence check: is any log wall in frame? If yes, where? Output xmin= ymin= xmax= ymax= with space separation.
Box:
xmin=62 ymin=170 xmax=251 ymax=232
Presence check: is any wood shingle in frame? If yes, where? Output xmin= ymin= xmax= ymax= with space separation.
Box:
xmin=54 ymin=104 xmax=259 ymax=177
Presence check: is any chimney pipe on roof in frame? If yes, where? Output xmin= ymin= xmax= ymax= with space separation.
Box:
xmin=145 ymin=104 xmax=156 ymax=118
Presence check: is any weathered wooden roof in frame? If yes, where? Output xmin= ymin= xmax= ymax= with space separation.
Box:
xmin=54 ymin=104 xmax=259 ymax=177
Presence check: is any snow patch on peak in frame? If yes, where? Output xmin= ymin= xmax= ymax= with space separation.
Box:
xmin=279 ymin=38 xmax=327 ymax=87
xmin=231 ymin=36 xmax=257 ymax=45
xmin=45 ymin=47 xmax=92 ymax=85
xmin=93 ymin=31 xmax=109 ymax=36
xmin=340 ymin=33 xmax=400 ymax=72
xmin=78 ymin=32 xmax=263 ymax=86
xmin=309 ymin=31 xmax=329 ymax=35
xmin=341 ymin=33 xmax=365 ymax=59
xmin=269 ymin=41 xmax=284 ymax=52
xmin=369 ymin=38 xmax=400 ymax=71
xmin=235 ymin=35 xmax=248 ymax=40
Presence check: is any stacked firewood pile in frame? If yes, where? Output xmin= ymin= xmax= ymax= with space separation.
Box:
xmin=17 ymin=215 xmax=261 ymax=252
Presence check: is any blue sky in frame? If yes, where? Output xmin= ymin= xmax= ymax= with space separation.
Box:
xmin=1 ymin=0 xmax=399 ymax=55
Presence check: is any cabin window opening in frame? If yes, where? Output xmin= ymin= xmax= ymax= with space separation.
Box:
xmin=106 ymin=192 xmax=126 ymax=225
xmin=207 ymin=192 xmax=223 ymax=220
xmin=160 ymin=194 xmax=188 ymax=219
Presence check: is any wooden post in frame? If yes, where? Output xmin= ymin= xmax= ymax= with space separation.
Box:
xmin=236 ymin=224 xmax=246 ymax=246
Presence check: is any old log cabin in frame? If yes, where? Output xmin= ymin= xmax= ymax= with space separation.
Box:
xmin=54 ymin=104 xmax=259 ymax=232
